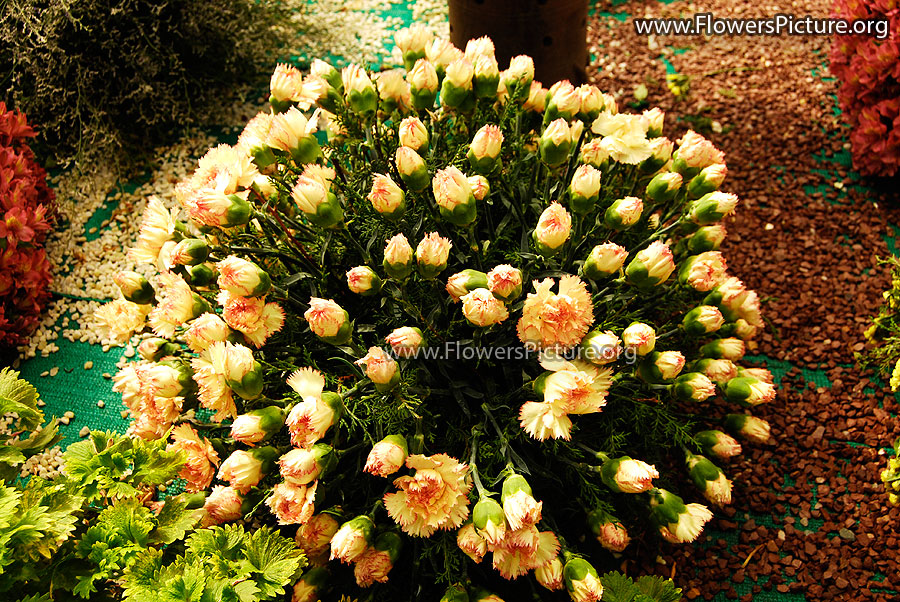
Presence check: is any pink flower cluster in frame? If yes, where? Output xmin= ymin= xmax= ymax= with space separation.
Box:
xmin=0 ymin=103 xmax=54 ymax=346
xmin=830 ymin=0 xmax=900 ymax=176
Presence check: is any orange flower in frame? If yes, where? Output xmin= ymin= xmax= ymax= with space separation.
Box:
xmin=517 ymin=275 xmax=594 ymax=350
xmin=384 ymin=453 xmax=471 ymax=537
xmin=167 ymin=424 xmax=219 ymax=492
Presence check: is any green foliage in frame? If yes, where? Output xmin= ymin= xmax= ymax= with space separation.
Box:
xmin=861 ymin=256 xmax=900 ymax=386
xmin=0 ymin=0 xmax=296 ymax=167
xmin=63 ymin=430 xmax=185 ymax=501
xmin=600 ymin=571 xmax=682 ymax=602
xmin=122 ymin=524 xmax=306 ymax=602
xmin=0 ymin=367 xmax=61 ymax=482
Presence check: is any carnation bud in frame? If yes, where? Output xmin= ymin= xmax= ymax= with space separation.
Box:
xmin=501 ymin=473 xmax=542 ymax=530
xmin=725 ymin=413 xmax=772 ymax=444
xmin=385 ymin=326 xmax=424 ymax=358
xmin=376 ymin=69 xmax=409 ymax=113
xmin=545 ymin=81 xmax=580 ymax=123
xmin=643 ymin=107 xmax=665 ymax=137
xmin=700 ymin=337 xmax=745 ymax=361
xmin=446 ymin=269 xmax=489 ymax=301
xmin=693 ymin=358 xmax=738 ymax=386
xmin=687 ymin=224 xmax=727 ymax=253
xmin=539 ymin=118 xmax=577 ymax=167
xmin=576 ymin=84 xmax=604 ymax=122
xmin=473 ymin=497 xmax=506 ymax=545
xmin=473 ymin=590 xmax=505 ymax=602
xmin=486 ymin=264 xmax=522 ymax=302
xmin=432 ymin=166 xmax=477 ymax=226
xmin=535 ymin=556 xmax=564 ymax=590
xmin=408 ymin=58 xmax=439 ymax=109
xmin=724 ymin=376 xmax=776 ymax=406
xmin=269 ymin=63 xmax=302 ymax=110
xmin=278 ymin=445 xmax=335 ymax=487
xmin=622 ymin=322 xmax=656 ymax=356
xmin=640 ymin=136 xmax=675 ymax=173
xmin=649 ymin=488 xmax=713 ymax=543
xmin=398 ymin=116 xmax=430 ymax=153
xmin=532 ymin=201 xmax=572 ymax=256
xmin=502 ymin=55 xmax=535 ymax=101
xmin=186 ymin=263 xmax=217 ymax=287
xmin=473 ymin=54 xmax=501 ymax=98
xmin=217 ymin=256 xmax=272 ymax=297
xmin=366 ymin=173 xmax=406 ymax=220
xmin=737 ymin=366 xmax=773 ymax=383
xmin=395 ymin=25 xmax=430 ymax=70
xmin=637 ymin=350 xmax=685 ymax=382
xmin=686 ymin=452 xmax=732 ymax=506
xmin=170 ymin=238 xmax=209 ymax=266
xmin=687 ymin=191 xmax=739 ymax=225
xmin=137 ymin=337 xmax=178 ymax=361
xmin=682 ymin=305 xmax=725 ymax=336
xmin=625 ymin=241 xmax=676 ymax=288
xmin=290 ymin=176 xmax=343 ymax=228
xmin=687 ymin=163 xmax=728 ymax=198
xmin=217 ymin=446 xmax=278 ymax=493
xmin=587 ymin=509 xmax=630 ymax=552
xmin=695 ymin=429 xmax=742 ymax=459
xmin=442 ymin=58 xmax=476 ymax=111
xmin=579 ymin=138 xmax=610 ymax=169
xmin=468 ymin=175 xmax=490 ymax=201
xmin=678 ymin=251 xmax=727 ymax=292
xmin=524 ymin=80 xmax=548 ymax=113
xmin=581 ymin=329 xmax=621 ymax=365
xmin=356 ymin=346 xmax=401 ymax=392
xmin=567 ymin=164 xmax=602 ymax=214
xmin=114 ymin=271 xmax=155 ymax=305
xmin=383 ymin=233 xmax=414 ymax=280
xmin=395 ymin=146 xmax=430 ymax=192
xmin=231 ymin=406 xmax=285 ymax=446
xmin=672 ymin=130 xmax=724 ymax=177
xmin=416 ymin=232 xmax=453 ymax=279
xmin=342 ymin=64 xmax=377 ymax=114
xmin=267 ymin=107 xmax=321 ymax=164
xmin=467 ymin=124 xmax=504 ymax=174
xmin=461 ymin=288 xmax=509 ymax=327
xmin=331 ymin=515 xmax=375 ymax=563
xmin=671 ymin=372 xmax=717 ymax=402
xmin=426 ymin=39 xmax=463 ymax=75
xmin=646 ymin=171 xmax=683 ymax=203
xmin=346 ymin=266 xmax=383 ymax=296
xmin=563 ymin=557 xmax=603 ymax=602
xmin=364 ymin=434 xmax=408 ymax=477
xmin=304 ymin=297 xmax=352 ymax=345
xmin=604 ymin=196 xmax=643 ymax=230
xmin=599 ymin=456 xmax=659 ymax=493
xmin=312 ymin=58 xmax=343 ymax=90
xmin=582 ymin=242 xmax=627 ymax=280
xmin=355 ymin=531 xmax=403 ymax=587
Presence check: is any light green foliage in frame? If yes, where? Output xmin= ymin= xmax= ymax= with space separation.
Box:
xmin=0 ymin=368 xmax=61 ymax=481
xmin=63 ymin=430 xmax=185 ymax=501
xmin=600 ymin=571 xmax=683 ymax=602
xmin=122 ymin=524 xmax=306 ymax=602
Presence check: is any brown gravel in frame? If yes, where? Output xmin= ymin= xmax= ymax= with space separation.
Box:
xmin=588 ymin=0 xmax=900 ymax=599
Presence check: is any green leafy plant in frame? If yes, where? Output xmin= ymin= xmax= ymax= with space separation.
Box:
xmin=0 ymin=367 xmax=61 ymax=482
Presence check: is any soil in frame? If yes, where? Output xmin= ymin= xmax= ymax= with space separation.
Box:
xmin=587 ymin=0 xmax=900 ymax=599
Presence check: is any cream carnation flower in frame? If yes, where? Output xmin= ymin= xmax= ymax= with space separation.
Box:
xmin=167 ymin=424 xmax=220 ymax=492
xmin=266 ymin=481 xmax=318 ymax=525
xmin=149 ymin=272 xmax=197 ymax=338
xmin=519 ymin=401 xmax=573 ymax=441
xmin=128 ymin=197 xmax=177 ymax=265
xmin=94 ymin=299 xmax=150 ymax=344
xmin=517 ymin=275 xmax=594 ymax=349
xmin=384 ymin=453 xmax=471 ymax=537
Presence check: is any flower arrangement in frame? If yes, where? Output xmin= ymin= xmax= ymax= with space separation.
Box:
xmin=829 ymin=0 xmax=900 ymax=177
xmin=97 ymin=27 xmax=772 ymax=600
xmin=0 ymin=103 xmax=54 ymax=348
